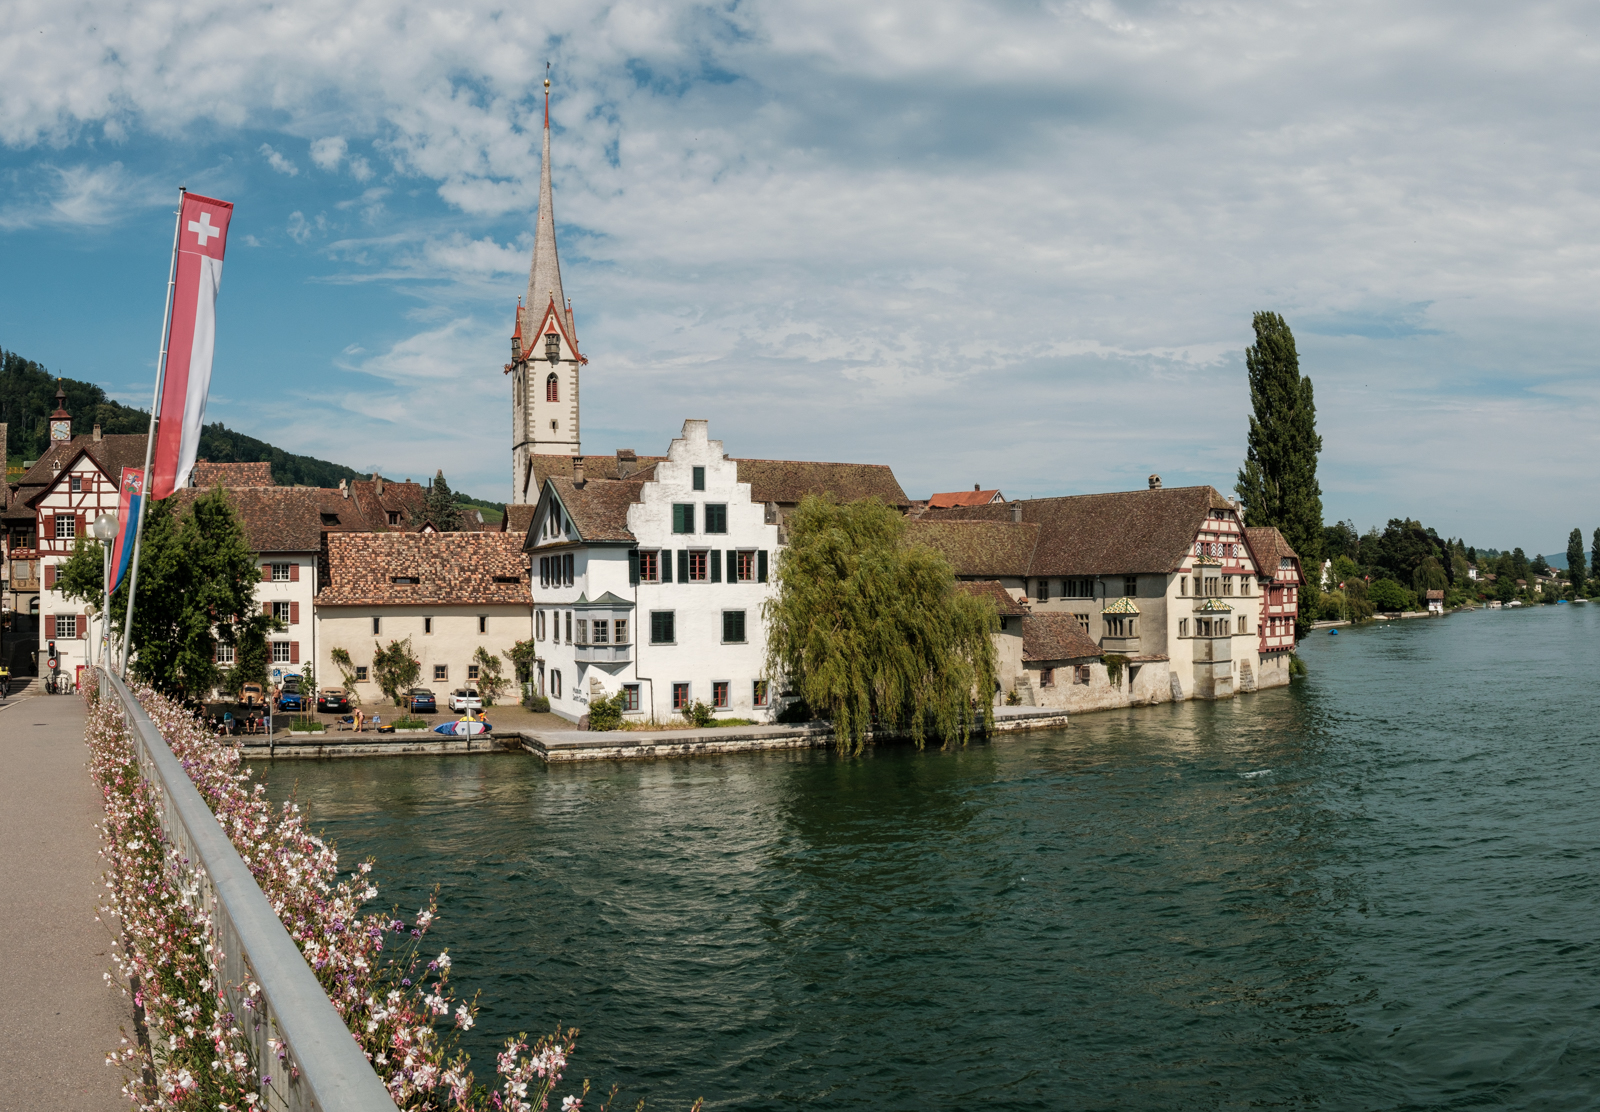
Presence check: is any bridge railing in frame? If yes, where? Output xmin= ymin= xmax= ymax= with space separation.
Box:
xmin=98 ymin=667 xmax=399 ymax=1112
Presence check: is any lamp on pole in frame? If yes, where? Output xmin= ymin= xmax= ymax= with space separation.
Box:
xmin=89 ymin=513 xmax=119 ymax=671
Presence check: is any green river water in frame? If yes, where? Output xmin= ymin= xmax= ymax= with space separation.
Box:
xmin=261 ymin=606 xmax=1600 ymax=1109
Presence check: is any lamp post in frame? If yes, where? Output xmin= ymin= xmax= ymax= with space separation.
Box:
xmin=89 ymin=513 xmax=119 ymax=671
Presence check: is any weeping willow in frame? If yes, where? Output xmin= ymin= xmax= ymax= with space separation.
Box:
xmin=763 ymin=496 xmax=998 ymax=753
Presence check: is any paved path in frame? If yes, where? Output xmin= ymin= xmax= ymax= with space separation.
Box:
xmin=0 ymin=691 xmax=131 ymax=1111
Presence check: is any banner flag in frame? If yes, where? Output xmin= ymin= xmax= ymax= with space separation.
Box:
xmin=151 ymin=192 xmax=233 ymax=499
xmin=110 ymin=468 xmax=144 ymax=594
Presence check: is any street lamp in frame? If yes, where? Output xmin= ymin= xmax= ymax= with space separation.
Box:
xmin=89 ymin=513 xmax=118 ymax=671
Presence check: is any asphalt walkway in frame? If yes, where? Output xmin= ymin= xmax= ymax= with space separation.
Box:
xmin=0 ymin=689 xmax=131 ymax=1111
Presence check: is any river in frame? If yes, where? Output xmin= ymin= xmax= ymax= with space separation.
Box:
xmin=261 ymin=605 xmax=1600 ymax=1110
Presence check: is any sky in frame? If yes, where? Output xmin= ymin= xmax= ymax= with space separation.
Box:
xmin=3 ymin=1 xmax=1599 ymax=555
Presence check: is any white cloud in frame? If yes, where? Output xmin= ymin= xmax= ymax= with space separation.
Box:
xmin=286 ymin=210 xmax=328 ymax=243
xmin=258 ymin=142 xmax=298 ymax=176
xmin=0 ymin=161 xmax=158 ymax=229
xmin=309 ymin=136 xmax=348 ymax=172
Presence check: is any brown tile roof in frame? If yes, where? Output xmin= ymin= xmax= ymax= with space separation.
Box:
xmin=193 ymin=461 xmax=274 ymax=487
xmin=501 ymin=504 xmax=537 ymax=535
xmin=531 ymin=454 xmax=662 ymax=490
xmin=1022 ymin=613 xmax=1102 ymax=662
xmin=346 ymin=478 xmax=427 ymax=532
xmin=920 ymin=485 xmax=1233 ymax=575
xmin=929 ymin=489 xmax=1002 ymax=508
xmin=1426 ymin=589 xmax=1445 ymax=600
xmin=734 ymin=459 xmax=909 ymax=509
xmin=171 ymin=487 xmax=323 ymax=552
xmin=320 ymin=532 xmax=531 ymax=606
xmin=4 ymin=433 xmax=150 ymax=522
xmin=905 ymin=519 xmax=1040 ymax=577
xmin=956 ymin=580 xmax=1027 ymax=617
xmin=525 ymin=477 xmax=649 ymax=550
xmin=1243 ymin=526 xmax=1300 ymax=578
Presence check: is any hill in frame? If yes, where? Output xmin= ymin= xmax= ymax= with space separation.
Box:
xmin=2 ymin=347 xmax=504 ymax=520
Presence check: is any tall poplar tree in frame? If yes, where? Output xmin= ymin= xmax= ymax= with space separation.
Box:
xmin=1591 ymin=528 xmax=1600 ymax=592
xmin=1568 ymin=528 xmax=1586 ymax=590
xmin=1235 ymin=312 xmax=1324 ymax=567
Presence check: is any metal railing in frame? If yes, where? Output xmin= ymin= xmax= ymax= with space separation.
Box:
xmin=99 ymin=667 xmax=399 ymax=1112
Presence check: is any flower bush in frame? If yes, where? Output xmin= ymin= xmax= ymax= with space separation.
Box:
xmin=86 ymin=677 xmax=636 ymax=1111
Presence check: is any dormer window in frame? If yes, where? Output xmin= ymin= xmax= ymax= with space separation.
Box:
xmin=546 ymin=373 xmax=559 ymax=402
xmin=387 ymin=511 xmax=400 ymax=525
xmin=545 ymin=331 xmax=560 ymax=363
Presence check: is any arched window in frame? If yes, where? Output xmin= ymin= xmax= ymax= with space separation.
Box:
xmin=546 ymin=373 xmax=559 ymax=402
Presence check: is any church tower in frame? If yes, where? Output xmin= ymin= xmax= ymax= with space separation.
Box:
xmin=508 ymin=76 xmax=585 ymax=505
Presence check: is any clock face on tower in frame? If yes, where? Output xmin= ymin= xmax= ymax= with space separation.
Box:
xmin=50 ymin=420 xmax=71 ymax=441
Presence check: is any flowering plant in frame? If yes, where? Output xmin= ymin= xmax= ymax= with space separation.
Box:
xmin=86 ymin=677 xmax=649 ymax=1111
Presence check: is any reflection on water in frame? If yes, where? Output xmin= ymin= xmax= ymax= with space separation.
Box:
xmin=262 ymin=606 xmax=1600 ymax=1110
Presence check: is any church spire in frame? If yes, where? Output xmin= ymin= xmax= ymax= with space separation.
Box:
xmin=526 ymin=72 xmax=567 ymax=329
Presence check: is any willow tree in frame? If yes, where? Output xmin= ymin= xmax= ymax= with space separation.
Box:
xmin=763 ymin=496 xmax=997 ymax=753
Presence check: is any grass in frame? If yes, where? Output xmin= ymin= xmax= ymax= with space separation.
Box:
xmin=619 ymin=716 xmax=760 ymax=731
xmin=390 ymin=716 xmax=430 ymax=730
xmin=286 ymin=717 xmax=325 ymax=733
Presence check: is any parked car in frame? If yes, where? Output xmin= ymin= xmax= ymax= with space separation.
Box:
xmin=240 ymin=682 xmax=265 ymax=708
xmin=448 ymin=689 xmax=483 ymax=713
xmin=407 ymin=688 xmax=438 ymax=714
xmin=277 ymin=687 xmax=307 ymax=712
xmin=317 ymin=688 xmax=351 ymax=713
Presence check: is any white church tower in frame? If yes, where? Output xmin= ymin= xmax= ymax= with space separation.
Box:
xmin=508 ymin=76 xmax=585 ymax=505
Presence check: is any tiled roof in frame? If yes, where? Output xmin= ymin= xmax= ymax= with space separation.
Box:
xmin=531 ymin=454 xmax=662 ymax=490
xmin=905 ymin=519 xmax=1040 ymax=577
xmin=1101 ymin=596 xmax=1141 ymax=614
xmin=346 ymin=478 xmax=428 ymax=532
xmin=919 ymin=485 xmax=1233 ymax=575
xmin=193 ymin=461 xmax=274 ymax=487
xmin=1022 ymin=613 xmax=1102 ymax=662
xmin=4 ymin=433 xmax=150 ymax=522
xmin=928 ymin=489 xmax=1002 ymax=508
xmin=734 ymin=459 xmax=909 ymax=509
xmin=501 ymin=504 xmax=537 ymax=535
xmin=1243 ymin=526 xmax=1300 ymax=578
xmin=1426 ymin=589 xmax=1445 ymax=600
xmin=320 ymin=532 xmax=530 ymax=606
xmin=956 ymin=580 xmax=1027 ymax=617
xmin=526 ymin=477 xmax=648 ymax=551
xmin=171 ymin=487 xmax=323 ymax=552
xmin=1194 ymin=597 xmax=1233 ymax=612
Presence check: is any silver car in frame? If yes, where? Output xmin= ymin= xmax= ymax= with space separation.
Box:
xmin=448 ymin=688 xmax=483 ymax=712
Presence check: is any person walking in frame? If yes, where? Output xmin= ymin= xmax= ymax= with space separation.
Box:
xmin=354 ymin=707 xmax=365 ymax=733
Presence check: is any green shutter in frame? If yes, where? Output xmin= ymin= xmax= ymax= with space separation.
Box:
xmin=727 ymin=550 xmax=738 ymax=581
xmin=628 ymin=549 xmax=640 ymax=586
xmin=661 ymin=549 xmax=673 ymax=582
xmin=757 ymin=550 xmax=768 ymax=582
xmin=677 ymin=549 xmax=689 ymax=582
xmin=710 ymin=550 xmax=721 ymax=582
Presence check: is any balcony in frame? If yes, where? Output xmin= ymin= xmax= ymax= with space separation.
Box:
xmin=1100 ymin=636 xmax=1141 ymax=656
xmin=575 ymin=642 xmax=632 ymax=665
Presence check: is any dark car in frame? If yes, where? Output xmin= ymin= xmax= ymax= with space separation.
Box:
xmin=317 ymin=688 xmax=351 ymax=713
xmin=407 ymin=688 xmax=438 ymax=714
xmin=277 ymin=687 xmax=307 ymax=712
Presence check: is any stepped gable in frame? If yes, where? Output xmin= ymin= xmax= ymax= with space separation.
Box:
xmin=956 ymin=580 xmax=1027 ymax=617
xmin=920 ymin=485 xmax=1231 ymax=576
xmin=320 ymin=532 xmax=529 ymax=606
xmin=1243 ymin=526 xmax=1299 ymax=576
xmin=905 ymin=519 xmax=1040 ymax=578
xmin=3 ymin=433 xmax=149 ymax=523
xmin=192 ymin=460 xmax=273 ymax=487
xmin=170 ymin=487 xmax=323 ymax=552
xmin=526 ymin=476 xmax=649 ymax=550
xmin=1021 ymin=612 xmax=1103 ymax=662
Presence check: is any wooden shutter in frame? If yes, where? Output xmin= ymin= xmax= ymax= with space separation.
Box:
xmin=42 ymin=514 xmax=53 ymax=543
xmin=289 ymin=601 xmax=300 ymax=625
xmin=78 ymin=614 xmax=87 ymax=639
xmin=727 ymin=551 xmax=738 ymax=582
xmin=77 ymin=513 xmax=86 ymax=538
xmin=289 ymin=563 xmax=300 ymax=582
xmin=710 ymin=550 xmax=721 ymax=583
xmin=661 ymin=550 xmax=673 ymax=582
xmin=44 ymin=563 xmax=56 ymax=589
xmin=261 ymin=564 xmax=272 ymax=581
xmin=758 ymin=550 xmax=768 ymax=583
xmin=289 ymin=641 xmax=300 ymax=664
xmin=45 ymin=615 xmax=56 ymax=639
xmin=677 ymin=550 xmax=689 ymax=583
xmin=629 ymin=550 xmax=640 ymax=586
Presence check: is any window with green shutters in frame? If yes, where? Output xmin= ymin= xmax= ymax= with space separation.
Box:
xmin=677 ymin=550 xmax=689 ymax=582
xmin=757 ymin=550 xmax=768 ymax=582
xmin=704 ymin=504 xmax=727 ymax=533
xmin=710 ymin=550 xmax=721 ymax=582
xmin=673 ymin=504 xmax=695 ymax=533
xmin=722 ymin=610 xmax=746 ymax=643
xmin=692 ymin=466 xmax=706 ymax=491
xmin=651 ymin=611 xmax=675 ymax=644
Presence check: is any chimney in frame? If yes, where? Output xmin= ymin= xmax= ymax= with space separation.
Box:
xmin=1011 ymin=502 xmax=1023 ymax=523
xmin=1148 ymin=474 xmax=1161 ymax=490
xmin=92 ymin=424 xmax=102 ymax=442
xmin=973 ymin=483 xmax=980 ymax=491
xmin=616 ymin=448 xmax=636 ymax=477
xmin=372 ymin=472 xmax=384 ymax=496
xmin=340 ymin=478 xmax=349 ymax=500
xmin=573 ymin=456 xmax=586 ymax=487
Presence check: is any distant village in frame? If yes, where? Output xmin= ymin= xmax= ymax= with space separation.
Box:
xmin=1 ymin=98 xmax=1319 ymax=724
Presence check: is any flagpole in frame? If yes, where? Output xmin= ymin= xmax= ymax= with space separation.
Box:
xmin=120 ymin=186 xmax=185 ymax=676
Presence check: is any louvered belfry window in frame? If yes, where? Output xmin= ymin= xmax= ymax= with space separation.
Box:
xmin=546 ymin=372 xmax=559 ymax=402
xmin=546 ymin=331 xmax=560 ymax=362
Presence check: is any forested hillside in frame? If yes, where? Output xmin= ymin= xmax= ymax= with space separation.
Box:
xmin=1 ymin=347 xmax=503 ymax=517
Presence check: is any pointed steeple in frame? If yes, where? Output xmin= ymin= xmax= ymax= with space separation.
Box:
xmin=526 ymin=74 xmax=567 ymax=332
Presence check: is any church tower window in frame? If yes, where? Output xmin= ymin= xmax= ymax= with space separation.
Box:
xmin=545 ymin=332 xmax=560 ymax=362
xmin=546 ymin=373 xmax=559 ymax=402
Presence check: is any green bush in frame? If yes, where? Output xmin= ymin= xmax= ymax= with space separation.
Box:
xmin=1288 ymin=655 xmax=1308 ymax=678
xmin=391 ymin=716 xmax=428 ymax=730
xmin=683 ymin=699 xmax=716 ymax=728
xmin=523 ymin=692 xmax=551 ymax=713
xmin=587 ymin=692 xmax=626 ymax=732
xmin=1318 ymin=590 xmax=1348 ymax=621
xmin=1367 ymin=578 xmax=1417 ymax=612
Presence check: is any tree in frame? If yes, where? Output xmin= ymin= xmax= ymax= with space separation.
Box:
xmin=472 ymin=646 xmax=508 ymax=706
xmin=1368 ymin=578 xmax=1416 ymax=613
xmin=420 ymin=470 xmax=463 ymax=532
xmin=57 ymin=490 xmax=275 ymax=703
xmin=1235 ymin=312 xmax=1324 ymax=567
xmin=1412 ymin=557 xmax=1447 ymax=596
xmin=1511 ymin=548 xmax=1529 ymax=583
xmin=1568 ymin=529 xmax=1587 ymax=590
xmin=1323 ymin=520 xmax=1360 ymax=562
xmin=764 ymin=496 xmax=997 ymax=753
xmin=371 ymin=638 xmax=421 ymax=706
xmin=1344 ymin=577 xmax=1375 ymax=622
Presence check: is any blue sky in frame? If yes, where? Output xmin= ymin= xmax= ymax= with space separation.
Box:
xmin=4 ymin=1 xmax=1600 ymax=556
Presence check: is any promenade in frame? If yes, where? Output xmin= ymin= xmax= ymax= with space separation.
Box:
xmin=0 ymin=689 xmax=130 ymax=1111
